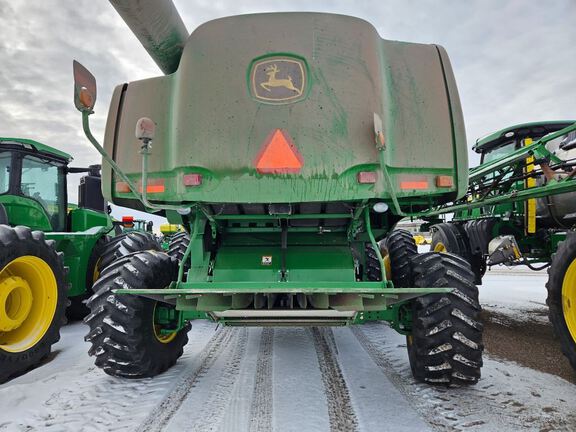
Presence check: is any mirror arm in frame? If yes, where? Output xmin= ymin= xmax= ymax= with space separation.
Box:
xmin=139 ymin=140 xmax=197 ymax=213
xmin=81 ymin=110 xmax=145 ymax=208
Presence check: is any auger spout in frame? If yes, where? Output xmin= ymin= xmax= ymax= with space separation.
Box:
xmin=109 ymin=0 xmax=188 ymax=74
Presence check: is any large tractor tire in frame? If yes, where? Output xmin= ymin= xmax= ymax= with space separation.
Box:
xmin=546 ymin=235 xmax=576 ymax=370
xmin=407 ymin=252 xmax=483 ymax=385
xmin=67 ymin=231 xmax=161 ymax=321
xmin=431 ymin=223 xmax=483 ymax=284
xmin=365 ymin=243 xmax=384 ymax=282
xmin=84 ymin=250 xmax=189 ymax=378
xmin=385 ymin=229 xmax=418 ymax=287
xmin=98 ymin=231 xmax=161 ymax=270
xmin=0 ymin=225 xmax=68 ymax=383
xmin=167 ymin=231 xmax=190 ymax=263
xmin=431 ymin=223 xmax=469 ymax=256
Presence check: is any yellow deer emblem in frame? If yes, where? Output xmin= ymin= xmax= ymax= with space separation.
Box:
xmin=260 ymin=64 xmax=302 ymax=95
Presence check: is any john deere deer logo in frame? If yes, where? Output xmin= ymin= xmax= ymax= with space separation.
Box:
xmin=251 ymin=57 xmax=306 ymax=104
xmin=261 ymin=64 xmax=302 ymax=95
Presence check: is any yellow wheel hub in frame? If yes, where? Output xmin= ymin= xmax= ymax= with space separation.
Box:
xmin=0 ymin=256 xmax=58 ymax=353
xmin=92 ymin=258 xmax=102 ymax=283
xmin=153 ymin=303 xmax=178 ymax=344
xmin=0 ymin=276 xmax=33 ymax=332
xmin=562 ymin=260 xmax=576 ymax=341
xmin=434 ymin=242 xmax=447 ymax=253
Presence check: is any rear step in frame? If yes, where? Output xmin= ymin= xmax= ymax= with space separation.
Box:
xmin=210 ymin=309 xmax=356 ymax=326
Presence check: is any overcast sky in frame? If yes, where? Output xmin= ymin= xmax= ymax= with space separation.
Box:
xmin=0 ymin=0 xmax=574 ymax=225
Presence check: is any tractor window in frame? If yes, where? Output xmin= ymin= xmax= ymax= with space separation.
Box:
xmin=0 ymin=152 xmax=11 ymax=194
xmin=481 ymin=141 xmax=516 ymax=164
xmin=21 ymin=155 xmax=66 ymax=230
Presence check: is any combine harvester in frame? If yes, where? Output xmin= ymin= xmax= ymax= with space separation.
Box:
xmin=0 ymin=138 xmax=159 ymax=382
xmin=74 ymin=0 xmax=484 ymax=385
xmin=425 ymin=121 xmax=576 ymax=370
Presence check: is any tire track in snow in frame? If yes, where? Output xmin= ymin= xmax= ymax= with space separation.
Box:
xmin=350 ymin=325 xmax=438 ymax=425
xmin=139 ymin=326 xmax=236 ymax=432
xmin=248 ymin=328 xmax=274 ymax=432
xmin=0 ymin=322 xmax=219 ymax=432
xmin=353 ymin=323 xmax=576 ymax=431
xmin=180 ymin=328 xmax=249 ymax=432
xmin=310 ymin=327 xmax=359 ymax=432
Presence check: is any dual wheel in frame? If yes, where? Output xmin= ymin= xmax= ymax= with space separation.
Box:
xmin=84 ymin=246 xmax=189 ymax=378
xmin=67 ymin=231 xmax=162 ymax=320
xmin=381 ymin=229 xmax=484 ymax=385
xmin=430 ymin=223 xmax=485 ymax=284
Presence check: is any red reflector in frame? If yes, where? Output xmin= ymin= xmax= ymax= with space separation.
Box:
xmin=183 ymin=173 xmax=202 ymax=186
xmin=122 ymin=216 xmax=134 ymax=223
xmin=357 ymin=171 xmax=377 ymax=184
xmin=400 ymin=181 xmax=429 ymax=190
xmin=254 ymin=129 xmax=303 ymax=174
xmin=115 ymin=182 xmax=130 ymax=193
xmin=435 ymin=175 xmax=454 ymax=188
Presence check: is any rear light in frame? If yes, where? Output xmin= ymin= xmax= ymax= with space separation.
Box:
xmin=357 ymin=171 xmax=377 ymax=184
xmin=183 ymin=173 xmax=203 ymax=186
xmin=115 ymin=180 xmax=166 ymax=193
xmin=141 ymin=179 xmax=165 ymax=193
xmin=400 ymin=181 xmax=429 ymax=190
xmin=435 ymin=175 xmax=454 ymax=188
xmin=122 ymin=216 xmax=134 ymax=228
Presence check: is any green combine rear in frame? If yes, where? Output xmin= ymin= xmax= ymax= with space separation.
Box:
xmin=74 ymin=0 xmax=483 ymax=385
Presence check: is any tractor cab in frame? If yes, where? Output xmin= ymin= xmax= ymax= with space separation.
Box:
xmin=0 ymin=138 xmax=70 ymax=232
xmin=0 ymin=138 xmax=106 ymax=232
xmin=473 ymin=121 xmax=575 ymax=165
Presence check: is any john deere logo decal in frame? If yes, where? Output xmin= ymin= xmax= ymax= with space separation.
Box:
xmin=251 ymin=57 xmax=306 ymax=104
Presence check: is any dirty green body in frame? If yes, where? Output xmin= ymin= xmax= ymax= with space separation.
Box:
xmin=424 ymin=121 xmax=576 ymax=266
xmin=86 ymin=12 xmax=471 ymax=330
xmin=0 ymin=138 xmax=113 ymax=297
xmin=102 ymin=13 xmax=468 ymax=209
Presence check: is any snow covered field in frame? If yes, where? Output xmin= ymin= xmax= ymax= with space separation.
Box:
xmin=0 ymin=269 xmax=575 ymax=432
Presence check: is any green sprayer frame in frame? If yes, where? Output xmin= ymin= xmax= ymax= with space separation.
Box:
xmin=423 ymin=122 xmax=576 ymax=218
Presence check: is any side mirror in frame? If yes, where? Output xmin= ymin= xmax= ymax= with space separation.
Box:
xmin=73 ymin=60 xmax=97 ymax=112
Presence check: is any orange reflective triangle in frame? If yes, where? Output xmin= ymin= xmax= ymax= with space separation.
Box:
xmin=254 ymin=129 xmax=303 ymax=174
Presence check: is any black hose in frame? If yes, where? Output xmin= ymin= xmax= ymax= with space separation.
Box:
xmin=521 ymin=257 xmax=550 ymax=271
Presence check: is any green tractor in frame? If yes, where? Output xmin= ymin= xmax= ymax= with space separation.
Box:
xmin=0 ymin=137 xmax=160 ymax=382
xmin=74 ymin=1 xmax=484 ymax=386
xmin=425 ymin=120 xmax=576 ymax=369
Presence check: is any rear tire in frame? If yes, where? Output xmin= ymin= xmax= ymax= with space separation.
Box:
xmin=546 ymin=235 xmax=576 ymax=370
xmin=407 ymin=252 xmax=483 ymax=385
xmin=0 ymin=225 xmax=68 ymax=383
xmin=84 ymin=250 xmax=188 ymax=378
xmin=431 ymin=223 xmax=483 ymax=284
xmin=98 ymin=231 xmax=161 ymax=270
xmin=385 ymin=229 xmax=418 ymax=287
xmin=167 ymin=231 xmax=190 ymax=264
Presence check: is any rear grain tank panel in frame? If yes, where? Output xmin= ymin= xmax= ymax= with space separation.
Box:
xmin=102 ymin=13 xmax=467 ymax=209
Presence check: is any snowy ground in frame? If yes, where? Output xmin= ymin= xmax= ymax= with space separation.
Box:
xmin=1 ymin=269 xmax=575 ymax=432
